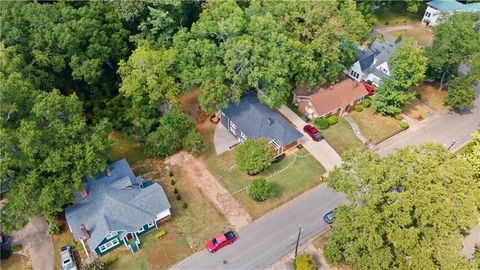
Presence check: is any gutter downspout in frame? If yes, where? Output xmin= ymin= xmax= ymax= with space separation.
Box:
xmin=79 ymin=238 xmax=90 ymax=257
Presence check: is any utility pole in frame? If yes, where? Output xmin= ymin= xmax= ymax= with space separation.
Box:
xmin=294 ymin=224 xmax=303 ymax=258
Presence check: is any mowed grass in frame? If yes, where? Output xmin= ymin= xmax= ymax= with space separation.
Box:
xmin=321 ymin=117 xmax=364 ymax=156
xmin=103 ymin=222 xmax=191 ymax=270
xmin=108 ymin=130 xmax=147 ymax=168
xmin=198 ymin=122 xmax=326 ymax=220
xmin=350 ymin=107 xmax=402 ymax=144
xmin=374 ymin=4 xmax=426 ymax=27
xmin=387 ymin=27 xmax=432 ymax=47
xmin=415 ymin=82 xmax=447 ymax=111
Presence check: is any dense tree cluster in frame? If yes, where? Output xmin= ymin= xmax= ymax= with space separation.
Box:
xmin=324 ymin=145 xmax=480 ymax=269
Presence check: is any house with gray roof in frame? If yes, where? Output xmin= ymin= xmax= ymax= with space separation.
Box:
xmin=345 ymin=39 xmax=400 ymax=86
xmin=65 ymin=159 xmax=171 ymax=256
xmin=219 ymin=92 xmax=303 ymax=156
xmin=422 ymin=0 xmax=480 ymax=26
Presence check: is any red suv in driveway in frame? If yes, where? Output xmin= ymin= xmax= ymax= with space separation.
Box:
xmin=206 ymin=231 xmax=237 ymax=253
xmin=303 ymin=125 xmax=323 ymax=141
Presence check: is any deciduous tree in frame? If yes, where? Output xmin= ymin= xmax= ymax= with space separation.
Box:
xmin=444 ymin=76 xmax=477 ymax=110
xmin=235 ymin=139 xmax=273 ymax=175
xmin=324 ymin=145 xmax=480 ymax=269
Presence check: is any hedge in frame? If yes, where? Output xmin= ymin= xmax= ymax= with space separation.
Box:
xmin=363 ymin=98 xmax=371 ymax=108
xmin=155 ymin=230 xmax=167 ymax=239
xmin=354 ymin=104 xmax=363 ymax=112
xmin=326 ymin=115 xmax=338 ymax=126
xmin=399 ymin=121 xmax=409 ymax=130
xmin=314 ymin=117 xmax=329 ymax=130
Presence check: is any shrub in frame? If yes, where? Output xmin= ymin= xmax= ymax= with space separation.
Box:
xmin=294 ymin=253 xmax=317 ymax=270
xmin=174 ymin=188 xmax=178 ymax=194
xmin=12 ymin=244 xmax=23 ymax=252
xmin=155 ymin=230 xmax=167 ymax=239
xmin=182 ymin=130 xmax=205 ymax=156
xmin=314 ymin=117 xmax=329 ymax=130
xmin=399 ymin=121 xmax=409 ymax=130
xmin=363 ymin=98 xmax=371 ymax=108
xmin=395 ymin=34 xmax=403 ymax=43
xmin=182 ymin=202 xmax=188 ymax=209
xmin=176 ymin=194 xmax=182 ymax=200
xmin=24 ymin=266 xmax=33 ymax=270
xmin=249 ymin=178 xmax=273 ymax=202
xmin=385 ymin=21 xmax=389 ymax=25
xmin=354 ymin=104 xmax=363 ymax=112
xmin=48 ymin=223 xmax=60 ymax=235
xmin=171 ymin=179 xmax=175 ymax=185
xmin=235 ymin=139 xmax=273 ymax=175
xmin=326 ymin=115 xmax=338 ymax=126
xmin=85 ymin=259 xmax=106 ymax=270
xmin=415 ymin=93 xmax=422 ymax=100
xmin=169 ymin=171 xmax=174 ymax=177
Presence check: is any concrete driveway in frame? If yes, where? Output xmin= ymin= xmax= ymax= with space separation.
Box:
xmin=213 ymin=123 xmax=238 ymax=155
xmin=11 ymin=215 xmax=54 ymax=270
xmin=278 ymin=105 xmax=342 ymax=171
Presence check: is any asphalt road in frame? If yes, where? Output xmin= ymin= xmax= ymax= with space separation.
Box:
xmin=377 ymin=93 xmax=480 ymax=156
xmin=172 ymin=183 xmax=347 ymax=270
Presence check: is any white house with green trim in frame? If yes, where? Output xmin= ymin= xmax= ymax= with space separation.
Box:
xmin=422 ymin=0 xmax=480 ymax=26
xmin=65 ymin=159 xmax=171 ymax=256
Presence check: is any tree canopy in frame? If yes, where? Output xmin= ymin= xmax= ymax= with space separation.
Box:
xmin=324 ymin=145 xmax=480 ymax=269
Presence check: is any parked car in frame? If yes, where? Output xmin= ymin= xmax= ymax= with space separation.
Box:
xmin=60 ymin=246 xmax=78 ymax=270
xmin=323 ymin=210 xmax=335 ymax=224
xmin=303 ymin=125 xmax=323 ymax=141
xmin=364 ymin=83 xmax=375 ymax=96
xmin=206 ymin=231 xmax=237 ymax=253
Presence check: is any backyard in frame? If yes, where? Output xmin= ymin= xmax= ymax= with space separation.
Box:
xmin=320 ymin=117 xmax=364 ymax=156
xmin=350 ymin=107 xmax=403 ymax=145
xmin=198 ymin=122 xmax=326 ymax=220
xmin=374 ymin=3 xmax=426 ymax=27
xmin=386 ymin=27 xmax=432 ymax=47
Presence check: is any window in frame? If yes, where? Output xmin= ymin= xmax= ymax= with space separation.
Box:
xmin=106 ymin=231 xmax=118 ymax=240
xmin=350 ymin=70 xmax=360 ymax=79
xmin=229 ymin=121 xmax=236 ymax=129
xmin=98 ymin=238 xmax=119 ymax=252
xmin=425 ymin=12 xmax=431 ymax=18
xmin=148 ymin=221 xmax=155 ymax=228
xmin=240 ymin=132 xmax=247 ymax=141
xmin=137 ymin=226 xmax=145 ymax=233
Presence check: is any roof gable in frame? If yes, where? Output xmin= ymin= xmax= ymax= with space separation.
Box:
xmin=427 ymin=0 xmax=466 ymax=12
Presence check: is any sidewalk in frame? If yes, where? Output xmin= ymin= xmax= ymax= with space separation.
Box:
xmin=278 ymin=105 xmax=342 ymax=171
xmin=342 ymin=113 xmax=368 ymax=144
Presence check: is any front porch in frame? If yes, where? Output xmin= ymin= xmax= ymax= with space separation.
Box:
xmin=124 ymin=233 xmax=140 ymax=254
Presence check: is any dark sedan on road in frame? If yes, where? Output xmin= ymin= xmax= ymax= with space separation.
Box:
xmin=323 ymin=210 xmax=335 ymax=224
xmin=303 ymin=125 xmax=323 ymax=141
xmin=206 ymin=231 xmax=237 ymax=253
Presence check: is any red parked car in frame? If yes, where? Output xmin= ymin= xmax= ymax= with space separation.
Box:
xmin=206 ymin=231 xmax=237 ymax=253
xmin=364 ymin=83 xmax=375 ymax=96
xmin=303 ymin=125 xmax=323 ymax=141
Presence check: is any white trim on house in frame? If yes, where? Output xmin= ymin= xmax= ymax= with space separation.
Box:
xmin=137 ymin=226 xmax=145 ymax=233
xmin=155 ymin=208 xmax=171 ymax=221
xmin=79 ymin=238 xmax=90 ymax=257
xmin=148 ymin=221 xmax=155 ymax=228
xmin=106 ymin=231 xmax=118 ymax=240
xmin=98 ymin=238 xmax=120 ymax=253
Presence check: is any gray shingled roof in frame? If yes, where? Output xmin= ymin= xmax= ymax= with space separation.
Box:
xmin=220 ymin=92 xmax=303 ymax=147
xmin=354 ymin=39 xmax=400 ymax=77
xmin=65 ymin=159 xmax=171 ymax=250
xmin=355 ymin=48 xmax=376 ymax=71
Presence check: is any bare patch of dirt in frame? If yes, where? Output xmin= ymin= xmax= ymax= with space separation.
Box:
xmin=416 ymin=82 xmax=447 ymax=111
xmin=177 ymin=88 xmax=209 ymax=123
xmin=403 ymin=99 xmax=430 ymax=120
xmin=165 ymin=152 xmax=252 ymax=230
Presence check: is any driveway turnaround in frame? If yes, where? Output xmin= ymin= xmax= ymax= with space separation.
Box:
xmin=278 ymin=105 xmax=342 ymax=171
xmin=172 ymin=183 xmax=347 ymax=270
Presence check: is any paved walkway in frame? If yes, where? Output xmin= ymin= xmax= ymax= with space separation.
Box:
xmin=213 ymin=123 xmax=238 ymax=155
xmin=278 ymin=105 xmax=342 ymax=171
xmin=343 ymin=113 xmax=369 ymax=144
xmin=165 ymin=152 xmax=251 ymax=230
xmin=11 ymin=215 xmax=54 ymax=270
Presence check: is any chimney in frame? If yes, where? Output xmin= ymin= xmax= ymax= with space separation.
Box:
xmin=79 ymin=186 xmax=88 ymax=199
xmin=80 ymin=224 xmax=90 ymax=240
xmin=267 ymin=117 xmax=274 ymax=126
xmin=362 ymin=42 xmax=369 ymax=51
xmin=106 ymin=166 xmax=112 ymax=177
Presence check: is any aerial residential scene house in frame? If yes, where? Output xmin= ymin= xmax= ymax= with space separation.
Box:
xmin=345 ymin=38 xmax=400 ymax=86
xmin=219 ymin=91 xmax=303 ymax=156
xmin=2 ymin=1 xmax=480 ymax=270
xmin=65 ymin=159 xmax=171 ymax=257
xmin=293 ymin=78 xmax=370 ymax=119
xmin=422 ymin=0 xmax=480 ymax=26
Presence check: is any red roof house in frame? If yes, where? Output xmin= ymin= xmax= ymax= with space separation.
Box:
xmin=293 ymin=78 xmax=369 ymax=119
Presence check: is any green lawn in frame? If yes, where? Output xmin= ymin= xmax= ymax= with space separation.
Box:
xmin=350 ymin=107 xmax=403 ymax=145
xmin=108 ymin=130 xmax=147 ymax=168
xmin=374 ymin=4 xmax=426 ymax=27
xmin=198 ymin=122 xmax=326 ymax=220
xmin=321 ymin=117 xmax=364 ymax=156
